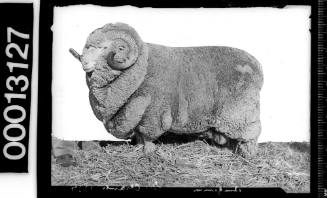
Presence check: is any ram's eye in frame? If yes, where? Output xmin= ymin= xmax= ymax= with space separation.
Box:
xmin=118 ymin=46 xmax=125 ymax=51
xmin=86 ymin=71 xmax=93 ymax=78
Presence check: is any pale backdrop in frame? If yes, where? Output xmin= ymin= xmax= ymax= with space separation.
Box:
xmin=52 ymin=6 xmax=311 ymax=143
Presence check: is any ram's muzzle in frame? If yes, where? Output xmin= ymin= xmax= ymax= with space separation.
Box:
xmin=69 ymin=48 xmax=96 ymax=73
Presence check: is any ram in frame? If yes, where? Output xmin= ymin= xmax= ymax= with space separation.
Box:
xmin=70 ymin=22 xmax=263 ymax=158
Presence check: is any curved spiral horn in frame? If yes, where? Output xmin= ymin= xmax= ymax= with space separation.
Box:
xmin=81 ymin=23 xmax=144 ymax=71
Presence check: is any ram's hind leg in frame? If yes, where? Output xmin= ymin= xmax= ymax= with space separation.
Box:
xmin=214 ymin=120 xmax=261 ymax=158
xmin=210 ymin=127 xmax=259 ymax=158
xmin=215 ymin=87 xmax=261 ymax=158
xmin=200 ymin=130 xmax=234 ymax=151
xmin=206 ymin=130 xmax=228 ymax=146
xmin=234 ymin=120 xmax=261 ymax=158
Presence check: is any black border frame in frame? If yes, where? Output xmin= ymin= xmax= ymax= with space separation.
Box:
xmin=0 ymin=3 xmax=33 ymax=173
xmin=38 ymin=0 xmax=317 ymax=197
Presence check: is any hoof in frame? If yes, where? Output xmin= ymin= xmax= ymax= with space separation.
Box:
xmin=213 ymin=133 xmax=228 ymax=145
xmin=56 ymin=154 xmax=76 ymax=167
xmin=235 ymin=140 xmax=257 ymax=158
xmin=143 ymin=141 xmax=156 ymax=154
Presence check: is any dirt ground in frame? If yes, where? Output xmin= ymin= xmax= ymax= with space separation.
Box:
xmin=51 ymin=135 xmax=310 ymax=193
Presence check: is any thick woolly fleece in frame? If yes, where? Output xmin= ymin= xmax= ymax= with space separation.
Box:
xmin=82 ymin=23 xmax=263 ymax=156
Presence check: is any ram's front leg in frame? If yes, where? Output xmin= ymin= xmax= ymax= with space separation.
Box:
xmin=136 ymin=108 xmax=171 ymax=154
xmin=103 ymin=95 xmax=151 ymax=139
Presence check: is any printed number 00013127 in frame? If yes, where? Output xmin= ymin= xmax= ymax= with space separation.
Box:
xmin=3 ymin=27 xmax=30 ymax=160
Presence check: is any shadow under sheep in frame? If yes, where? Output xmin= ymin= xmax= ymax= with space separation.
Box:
xmin=90 ymin=134 xmax=310 ymax=157
xmin=96 ymin=132 xmax=234 ymax=149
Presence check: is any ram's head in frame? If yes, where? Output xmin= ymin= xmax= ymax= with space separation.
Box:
xmin=69 ymin=23 xmax=144 ymax=87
